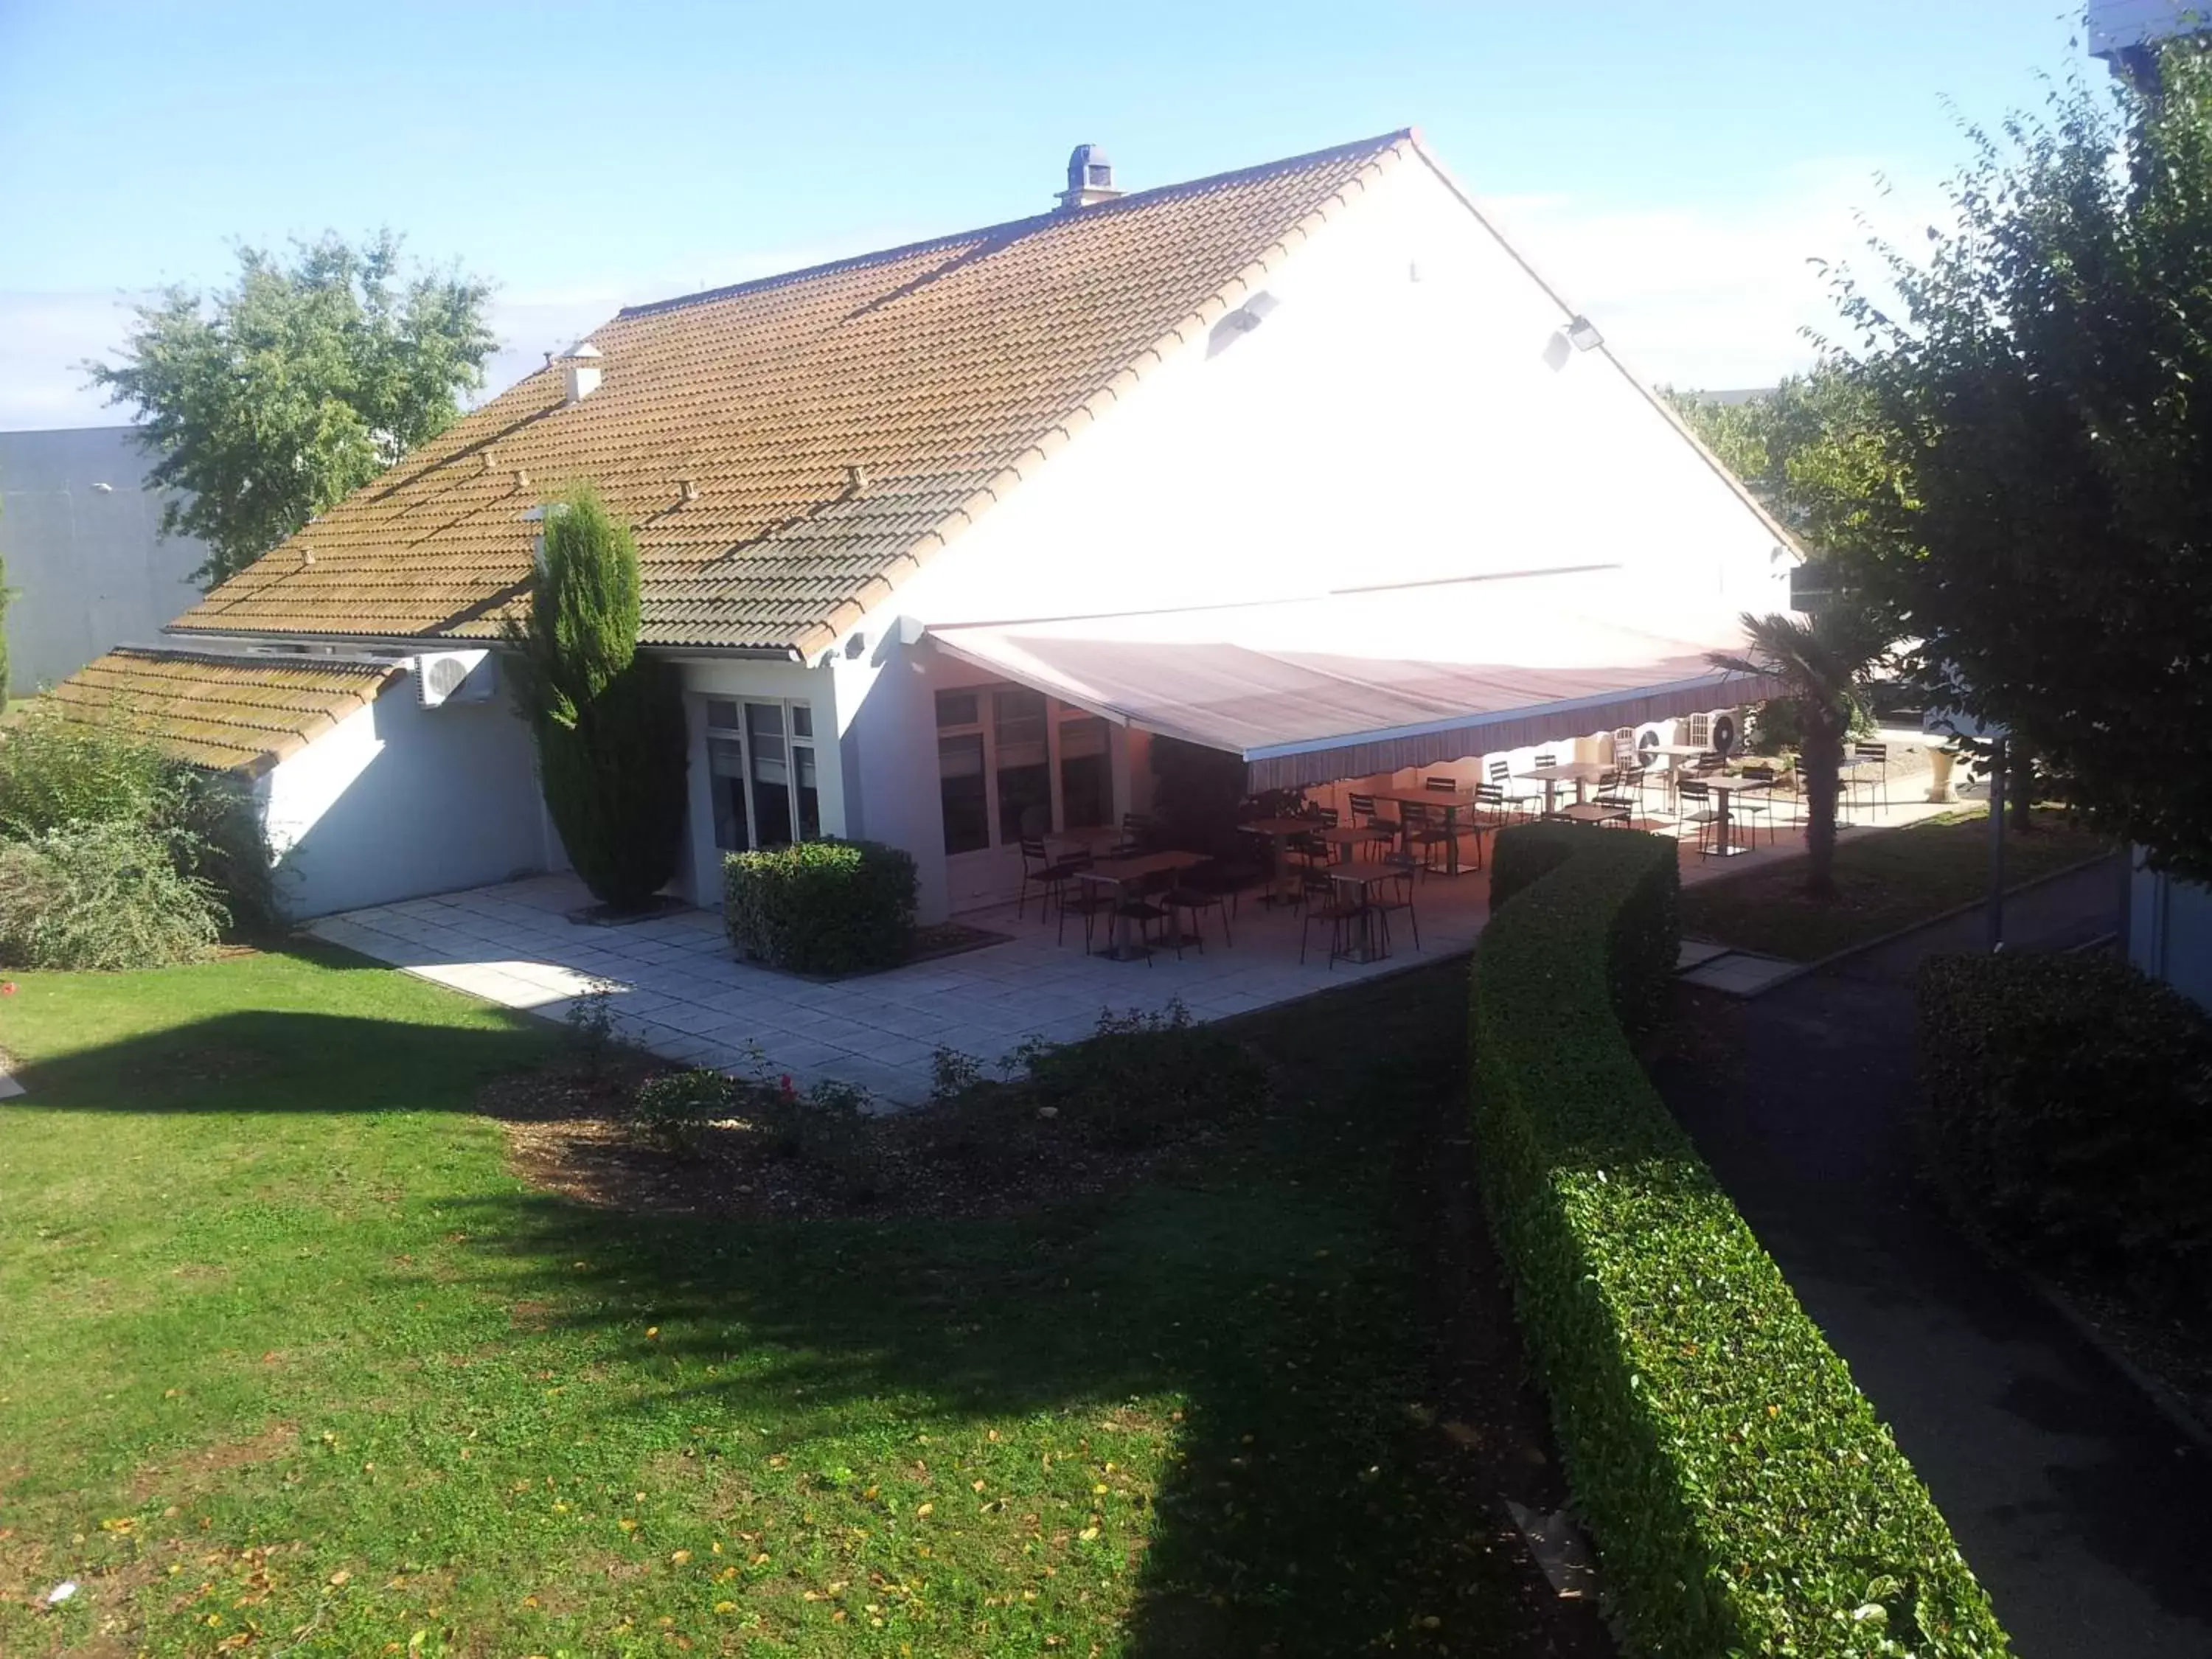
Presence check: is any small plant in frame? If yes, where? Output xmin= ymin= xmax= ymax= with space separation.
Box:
xmin=563 ymin=984 xmax=618 ymax=1076
xmin=928 ymin=1046 xmax=984 ymax=1103
xmin=1020 ymin=998 xmax=1265 ymax=1150
xmin=630 ymin=1068 xmax=738 ymax=1154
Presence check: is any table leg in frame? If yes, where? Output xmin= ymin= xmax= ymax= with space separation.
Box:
xmin=1716 ymin=793 xmax=1735 ymax=856
xmin=1442 ymin=806 xmax=1460 ymax=876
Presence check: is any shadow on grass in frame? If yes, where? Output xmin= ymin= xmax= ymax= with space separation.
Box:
xmin=7 ymin=959 xmax=1593 ymax=1657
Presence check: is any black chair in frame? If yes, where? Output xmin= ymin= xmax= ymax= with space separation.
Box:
xmin=1398 ymin=799 xmax=1454 ymax=874
xmin=1112 ymin=812 xmax=1158 ymax=856
xmin=1165 ymin=862 xmax=1233 ymax=949
xmin=1346 ymin=791 xmax=1380 ymax=826
xmin=1846 ymin=742 xmax=1890 ymax=817
xmin=1373 ymin=853 xmax=1422 ymax=951
xmin=1111 ymin=870 xmax=1176 ymax=964
xmin=1296 ymin=868 xmax=1368 ymax=970
xmin=1590 ymin=768 xmax=1638 ymax=828
xmin=1734 ymin=765 xmax=1779 ymax=846
xmin=1018 ymin=834 xmax=1089 ymax=922
xmin=1060 ymin=869 xmax=1117 ymax=952
xmin=1422 ymin=775 xmax=1460 ymax=794
xmin=1675 ymin=778 xmax=1724 ymax=855
xmin=1487 ymin=757 xmax=1543 ymax=819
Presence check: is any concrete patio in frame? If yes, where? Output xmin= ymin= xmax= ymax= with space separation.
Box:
xmin=305 ymin=740 xmax=1959 ymax=1105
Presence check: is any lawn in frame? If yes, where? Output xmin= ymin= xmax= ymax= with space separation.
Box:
xmin=0 ymin=947 xmax=1571 ymax=1657
xmin=1677 ymin=806 xmax=2113 ymax=962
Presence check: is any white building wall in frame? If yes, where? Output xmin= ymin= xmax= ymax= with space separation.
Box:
xmin=2129 ymin=860 xmax=2212 ymax=1010
xmin=817 ymin=151 xmax=1791 ymax=917
xmin=675 ymin=658 xmax=846 ymax=908
xmin=260 ymin=669 xmax=559 ymax=918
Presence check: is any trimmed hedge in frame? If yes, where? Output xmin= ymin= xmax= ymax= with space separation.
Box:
xmin=1472 ymin=824 xmax=2009 ymax=1657
xmin=1916 ymin=951 xmax=2212 ymax=1310
xmin=724 ymin=838 xmax=917 ymax=975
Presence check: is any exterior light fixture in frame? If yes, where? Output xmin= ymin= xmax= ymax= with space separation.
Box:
xmin=1564 ymin=315 xmax=1604 ymax=352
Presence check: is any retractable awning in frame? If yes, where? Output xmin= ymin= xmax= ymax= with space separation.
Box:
xmin=925 ymin=568 xmax=1780 ymax=790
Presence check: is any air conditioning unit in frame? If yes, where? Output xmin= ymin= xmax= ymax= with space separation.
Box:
xmin=414 ymin=649 xmax=495 ymax=709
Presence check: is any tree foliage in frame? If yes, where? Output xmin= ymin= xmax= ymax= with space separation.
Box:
xmin=87 ymin=231 xmax=495 ymax=589
xmin=1710 ymin=607 xmax=1891 ymax=898
xmin=1806 ymin=49 xmax=2212 ymax=874
xmin=508 ymin=484 xmax=688 ymax=911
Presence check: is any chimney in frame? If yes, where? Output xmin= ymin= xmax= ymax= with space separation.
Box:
xmin=1057 ymin=143 xmax=1121 ymax=210
xmin=557 ymin=340 xmax=603 ymax=405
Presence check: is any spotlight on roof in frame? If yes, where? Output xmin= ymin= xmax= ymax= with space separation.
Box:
xmin=1564 ymin=315 xmax=1604 ymax=352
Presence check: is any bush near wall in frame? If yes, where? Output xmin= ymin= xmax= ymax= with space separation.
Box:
xmin=1916 ymin=952 xmax=2212 ymax=1312
xmin=724 ymin=839 xmax=918 ymax=975
xmin=1472 ymin=823 xmax=2009 ymax=1657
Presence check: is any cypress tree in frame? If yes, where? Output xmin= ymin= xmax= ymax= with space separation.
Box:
xmin=509 ymin=484 xmax=689 ymax=910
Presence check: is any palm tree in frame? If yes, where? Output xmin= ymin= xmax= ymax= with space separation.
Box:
xmin=1708 ymin=608 xmax=1891 ymax=897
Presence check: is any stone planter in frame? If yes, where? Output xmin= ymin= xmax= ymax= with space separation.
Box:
xmin=1927 ymin=747 xmax=1961 ymax=803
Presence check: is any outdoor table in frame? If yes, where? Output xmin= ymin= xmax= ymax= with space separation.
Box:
xmin=1515 ymin=760 xmax=1608 ymax=813
xmin=1545 ymin=801 xmax=1629 ymax=827
xmin=1326 ymin=866 xmax=1396 ymax=964
xmin=1366 ymin=785 xmax=1482 ymax=876
xmin=1240 ymin=817 xmax=1321 ymax=905
xmin=1319 ymin=823 xmax=1396 ymax=863
xmin=1078 ymin=850 xmax=1210 ymax=959
xmin=1701 ymin=774 xmax=1773 ymax=858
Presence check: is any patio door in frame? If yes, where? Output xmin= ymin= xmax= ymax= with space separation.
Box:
xmin=935 ymin=685 xmax=1114 ymax=899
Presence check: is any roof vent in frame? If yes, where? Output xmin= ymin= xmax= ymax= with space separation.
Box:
xmin=1057 ymin=143 xmax=1122 ymax=210
xmin=557 ymin=340 xmax=603 ymax=405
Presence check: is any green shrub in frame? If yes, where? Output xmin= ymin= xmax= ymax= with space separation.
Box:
xmin=1472 ymin=824 xmax=2008 ymax=1657
xmin=1016 ymin=998 xmax=1267 ymax=1150
xmin=724 ymin=838 xmax=917 ymax=975
xmin=0 ymin=704 xmax=276 ymax=937
xmin=631 ymin=1068 xmax=739 ymax=1153
xmin=0 ymin=822 xmax=226 ymax=970
xmin=1916 ymin=952 xmax=2212 ymax=1309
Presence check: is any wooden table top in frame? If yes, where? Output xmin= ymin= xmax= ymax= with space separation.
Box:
xmin=1518 ymin=760 xmax=1609 ymax=783
xmin=1081 ymin=849 xmax=1210 ymax=883
xmin=1366 ymin=785 xmax=1478 ymax=808
xmin=1320 ymin=824 xmax=1397 ymax=845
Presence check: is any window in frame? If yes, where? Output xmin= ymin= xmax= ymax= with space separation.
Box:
xmin=994 ymin=686 xmax=1052 ymax=843
xmin=706 ymin=698 xmax=819 ymax=851
xmin=934 ymin=681 xmax=1116 ymax=855
xmin=1059 ymin=713 xmax=1110 ymax=828
xmin=1686 ymin=712 xmax=1712 ymax=748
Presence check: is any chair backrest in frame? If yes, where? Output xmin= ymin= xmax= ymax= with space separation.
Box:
xmin=1693 ymin=753 xmax=1727 ymax=774
xmin=1299 ymin=866 xmax=1337 ymax=898
xmin=1855 ymin=742 xmax=1888 ymax=762
xmin=1534 ymin=751 xmax=1559 ymax=770
xmin=1400 ymin=800 xmax=1430 ymax=826
xmin=1474 ymin=782 xmax=1506 ymax=806
xmin=1598 ymin=768 xmax=1621 ymax=788
xmin=1316 ymin=807 xmax=1340 ymax=828
xmin=1019 ymin=834 xmax=1049 ymax=863
xmin=1677 ymin=779 xmax=1712 ymax=802
xmin=1348 ymin=792 xmax=1377 ymax=818
xmin=1424 ymin=775 xmax=1458 ymax=793
xmin=1487 ymin=758 xmax=1512 ymax=782
xmin=1742 ymin=765 xmax=1775 ymax=783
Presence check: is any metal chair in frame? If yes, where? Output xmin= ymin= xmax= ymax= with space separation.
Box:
xmin=1398 ymin=799 xmax=1454 ymax=873
xmin=1060 ymin=869 xmax=1116 ymax=951
xmin=1374 ymin=854 xmax=1422 ymax=950
xmin=1487 ymin=757 xmax=1543 ymax=819
xmin=1590 ymin=769 xmax=1639 ymax=828
xmin=1018 ymin=835 xmax=1089 ymax=922
xmin=1111 ymin=812 xmax=1157 ymax=856
xmin=1846 ymin=742 xmax=1890 ymax=818
xmin=1734 ymin=765 xmax=1779 ymax=846
xmin=1296 ymin=868 xmax=1368 ymax=970
xmin=1674 ymin=778 xmax=1724 ymax=855
xmin=1165 ymin=862 xmax=1232 ymax=950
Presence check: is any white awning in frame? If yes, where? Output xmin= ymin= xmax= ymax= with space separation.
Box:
xmin=925 ymin=568 xmax=1779 ymax=790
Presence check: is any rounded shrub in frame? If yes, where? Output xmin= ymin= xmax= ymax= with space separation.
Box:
xmin=0 ymin=821 xmax=226 ymax=970
xmin=723 ymin=838 xmax=917 ymax=975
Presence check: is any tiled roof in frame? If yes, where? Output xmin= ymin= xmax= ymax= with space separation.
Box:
xmin=170 ymin=131 xmax=1418 ymax=655
xmin=32 ymin=647 xmax=400 ymax=775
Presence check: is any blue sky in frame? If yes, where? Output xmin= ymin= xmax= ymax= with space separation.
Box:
xmin=0 ymin=1 xmax=2104 ymax=428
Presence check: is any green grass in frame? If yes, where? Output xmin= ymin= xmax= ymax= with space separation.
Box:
xmin=0 ymin=946 xmax=1510 ymax=1657
xmin=1678 ymin=807 xmax=2112 ymax=962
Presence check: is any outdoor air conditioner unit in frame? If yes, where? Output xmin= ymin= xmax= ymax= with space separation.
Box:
xmin=414 ymin=649 xmax=495 ymax=709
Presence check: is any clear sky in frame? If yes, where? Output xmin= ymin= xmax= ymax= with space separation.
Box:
xmin=0 ymin=0 xmax=2104 ymax=430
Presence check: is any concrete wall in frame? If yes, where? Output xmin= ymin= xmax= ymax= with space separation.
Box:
xmin=2128 ymin=859 xmax=2212 ymax=1010
xmin=0 ymin=426 xmax=206 ymax=695
xmin=260 ymin=664 xmax=561 ymax=918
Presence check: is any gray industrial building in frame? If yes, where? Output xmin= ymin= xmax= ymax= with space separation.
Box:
xmin=0 ymin=425 xmax=206 ymax=697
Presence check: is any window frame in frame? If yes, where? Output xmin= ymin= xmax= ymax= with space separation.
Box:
xmin=935 ymin=682 xmax=1116 ymax=856
xmin=704 ymin=696 xmax=820 ymax=852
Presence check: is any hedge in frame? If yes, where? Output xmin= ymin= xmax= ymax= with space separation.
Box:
xmin=724 ymin=838 xmax=917 ymax=975
xmin=1916 ymin=951 xmax=2212 ymax=1310
xmin=1471 ymin=823 xmax=2009 ymax=1656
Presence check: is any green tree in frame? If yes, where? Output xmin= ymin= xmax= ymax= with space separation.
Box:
xmin=508 ymin=484 xmax=689 ymax=911
xmin=1709 ymin=607 xmax=1890 ymax=897
xmin=1817 ymin=46 xmax=2212 ymax=875
xmin=87 ymin=231 xmax=495 ymax=589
